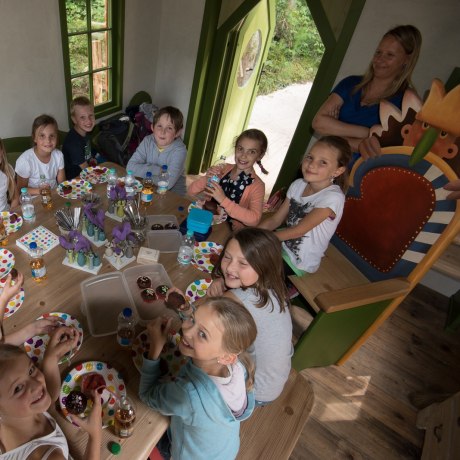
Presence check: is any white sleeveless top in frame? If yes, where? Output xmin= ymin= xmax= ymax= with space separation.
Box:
xmin=0 ymin=412 xmax=71 ymax=460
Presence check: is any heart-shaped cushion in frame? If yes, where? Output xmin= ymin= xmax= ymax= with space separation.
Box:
xmin=336 ymin=167 xmax=435 ymax=272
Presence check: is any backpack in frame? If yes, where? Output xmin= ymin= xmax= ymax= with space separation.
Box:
xmin=97 ymin=118 xmax=133 ymax=166
xmin=126 ymin=109 xmax=153 ymax=156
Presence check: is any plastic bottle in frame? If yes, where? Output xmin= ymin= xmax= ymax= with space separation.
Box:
xmin=157 ymin=165 xmax=169 ymax=195
xmin=141 ymin=172 xmax=154 ymax=207
xmin=20 ymin=187 xmax=36 ymax=221
xmin=117 ymin=307 xmax=136 ymax=347
xmin=114 ymin=395 xmax=136 ymax=438
xmin=106 ymin=168 xmax=118 ymax=198
xmin=0 ymin=217 xmax=8 ymax=246
xmin=207 ymin=155 xmax=226 ymax=188
xmin=39 ymin=174 xmax=53 ymax=209
xmin=29 ymin=242 xmax=47 ymax=282
xmin=125 ymin=170 xmax=136 ymax=198
xmin=177 ymin=230 xmax=195 ymax=265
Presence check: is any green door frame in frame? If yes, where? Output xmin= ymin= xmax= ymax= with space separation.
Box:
xmin=185 ymin=0 xmax=366 ymax=186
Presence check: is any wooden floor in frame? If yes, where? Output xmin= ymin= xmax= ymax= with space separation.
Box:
xmin=290 ymin=284 xmax=460 ymax=460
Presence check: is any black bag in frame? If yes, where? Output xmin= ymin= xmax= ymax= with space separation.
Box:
xmin=97 ymin=119 xmax=133 ymax=166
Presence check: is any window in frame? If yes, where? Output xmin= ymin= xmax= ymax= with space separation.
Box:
xmin=59 ymin=0 xmax=125 ymax=118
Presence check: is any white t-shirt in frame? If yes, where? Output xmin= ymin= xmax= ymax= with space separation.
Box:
xmin=0 ymin=165 xmax=14 ymax=211
xmin=15 ymin=148 xmax=64 ymax=189
xmin=282 ymin=178 xmax=345 ymax=273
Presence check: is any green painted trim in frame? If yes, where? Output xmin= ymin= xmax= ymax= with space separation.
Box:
xmin=58 ymin=0 xmax=125 ymax=125
xmin=292 ymin=298 xmax=391 ymax=370
xmin=271 ymin=0 xmax=366 ymax=194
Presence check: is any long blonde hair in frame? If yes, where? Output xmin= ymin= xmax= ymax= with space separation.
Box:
xmin=203 ymin=297 xmax=257 ymax=391
xmin=0 ymin=139 xmax=16 ymax=203
xmin=355 ymin=25 xmax=422 ymax=102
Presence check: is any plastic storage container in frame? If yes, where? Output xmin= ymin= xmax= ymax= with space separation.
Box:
xmin=146 ymin=215 xmax=179 ymax=230
xmin=81 ymin=273 xmax=136 ymax=337
xmin=146 ymin=230 xmax=182 ymax=253
xmin=186 ymin=208 xmax=213 ymax=234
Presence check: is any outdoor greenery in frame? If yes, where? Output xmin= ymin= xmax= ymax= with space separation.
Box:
xmin=259 ymin=0 xmax=324 ymax=95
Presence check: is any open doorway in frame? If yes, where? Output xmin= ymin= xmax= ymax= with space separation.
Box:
xmin=248 ymin=0 xmax=323 ymax=197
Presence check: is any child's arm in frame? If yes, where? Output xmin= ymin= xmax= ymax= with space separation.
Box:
xmin=16 ymin=175 xmax=40 ymax=196
xmin=42 ymin=326 xmax=79 ymax=400
xmin=153 ymin=144 xmax=187 ymax=190
xmin=9 ymin=180 xmax=20 ymax=208
xmin=126 ymin=137 xmax=153 ymax=179
xmin=206 ymin=277 xmax=227 ymax=297
xmin=275 ymin=207 xmax=334 ymax=241
xmin=258 ymin=198 xmax=290 ymax=231
xmin=187 ymin=174 xmax=207 ymax=196
xmin=57 ymin=168 xmax=66 ymax=184
xmin=5 ymin=317 xmax=61 ymax=346
xmin=69 ymin=389 xmax=102 ymax=460
xmin=0 ymin=273 xmax=23 ymax=321
xmin=146 ymin=316 xmax=172 ymax=360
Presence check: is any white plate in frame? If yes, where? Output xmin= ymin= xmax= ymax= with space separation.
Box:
xmin=0 ymin=249 xmax=15 ymax=277
xmin=1 ymin=211 xmax=23 ymax=234
xmin=80 ymin=166 xmax=109 ymax=184
xmin=185 ymin=278 xmax=212 ymax=303
xmin=0 ymin=275 xmax=24 ymax=319
xmin=60 ymin=361 xmax=126 ymax=427
xmin=191 ymin=242 xmax=223 ymax=274
xmin=57 ymin=179 xmax=92 ymax=199
xmin=23 ymin=312 xmax=83 ymax=364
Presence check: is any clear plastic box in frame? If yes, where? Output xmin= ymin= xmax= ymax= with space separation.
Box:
xmin=80 ymin=273 xmax=136 ymax=337
xmin=123 ymin=264 xmax=173 ymax=325
xmin=146 ymin=214 xmax=179 ymax=230
xmin=146 ymin=230 xmax=182 ymax=253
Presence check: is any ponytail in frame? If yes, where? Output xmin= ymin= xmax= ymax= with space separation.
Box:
xmin=257 ymin=159 xmax=269 ymax=175
xmin=239 ymin=351 xmax=256 ymax=391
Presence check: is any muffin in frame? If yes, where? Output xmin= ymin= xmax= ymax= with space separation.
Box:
xmin=164 ymin=222 xmax=178 ymax=230
xmin=209 ymin=253 xmax=220 ymax=266
xmin=151 ymin=223 xmax=164 ymax=230
xmin=65 ymin=390 xmax=88 ymax=415
xmin=61 ymin=185 xmax=73 ymax=196
xmin=9 ymin=268 xmax=18 ymax=281
xmin=137 ymin=276 xmax=151 ymax=289
xmin=165 ymin=292 xmax=186 ymax=310
xmin=203 ymin=199 xmax=219 ymax=215
xmin=155 ymin=284 xmax=170 ymax=300
xmin=81 ymin=372 xmax=106 ymax=396
xmin=9 ymin=213 xmax=19 ymax=224
xmin=141 ymin=288 xmax=157 ymax=303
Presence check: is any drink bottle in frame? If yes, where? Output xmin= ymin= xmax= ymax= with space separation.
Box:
xmin=141 ymin=172 xmax=154 ymax=206
xmin=114 ymin=395 xmax=136 ymax=438
xmin=106 ymin=168 xmax=118 ymax=198
xmin=39 ymin=174 xmax=53 ymax=209
xmin=20 ymin=188 xmax=36 ymax=221
xmin=117 ymin=307 xmax=135 ymax=347
xmin=177 ymin=230 xmax=195 ymax=265
xmin=29 ymin=242 xmax=47 ymax=282
xmin=0 ymin=218 xmax=7 ymax=246
xmin=157 ymin=165 xmax=169 ymax=195
xmin=125 ymin=170 xmax=136 ymax=198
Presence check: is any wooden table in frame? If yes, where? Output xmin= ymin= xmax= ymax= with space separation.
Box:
xmin=3 ymin=163 xmax=230 ymax=459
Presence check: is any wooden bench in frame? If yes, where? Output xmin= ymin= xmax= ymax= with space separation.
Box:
xmin=237 ymin=369 xmax=314 ymax=460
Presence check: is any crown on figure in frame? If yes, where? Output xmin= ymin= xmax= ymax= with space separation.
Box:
xmin=416 ymin=78 xmax=460 ymax=137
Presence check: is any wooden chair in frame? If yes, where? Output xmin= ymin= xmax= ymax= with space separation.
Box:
xmin=237 ymin=369 xmax=314 ymax=460
xmin=290 ymin=146 xmax=460 ymax=370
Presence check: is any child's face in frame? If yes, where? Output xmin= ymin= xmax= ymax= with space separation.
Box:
xmin=234 ymin=137 xmax=263 ymax=174
xmin=33 ymin=124 xmax=57 ymax=155
xmin=0 ymin=354 xmax=51 ymax=418
xmin=152 ymin=114 xmax=179 ymax=148
xmin=72 ymin=105 xmax=95 ymax=135
xmin=220 ymin=238 xmax=259 ymax=289
xmin=301 ymin=142 xmax=345 ymax=188
xmin=179 ymin=304 xmax=228 ymax=363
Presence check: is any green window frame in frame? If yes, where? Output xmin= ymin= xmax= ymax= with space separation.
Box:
xmin=59 ymin=0 xmax=125 ymax=119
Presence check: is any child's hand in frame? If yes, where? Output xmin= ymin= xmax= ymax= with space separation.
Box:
xmin=146 ymin=316 xmax=173 ymax=360
xmin=205 ymin=181 xmax=226 ymax=204
xmin=69 ymin=389 xmax=103 ymax=438
xmin=206 ymin=166 xmax=223 ymax=177
xmin=29 ymin=316 xmax=63 ymax=337
xmin=45 ymin=325 xmax=79 ymax=362
xmin=165 ymin=287 xmax=187 ymax=310
xmin=207 ymin=278 xmax=227 ymax=297
xmin=0 ymin=272 xmax=24 ymax=302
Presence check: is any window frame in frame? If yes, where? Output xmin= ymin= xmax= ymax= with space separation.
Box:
xmin=59 ymin=0 xmax=125 ymax=120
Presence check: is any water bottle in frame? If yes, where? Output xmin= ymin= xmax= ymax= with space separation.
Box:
xmin=20 ymin=188 xmax=36 ymax=221
xmin=177 ymin=230 xmax=195 ymax=265
xmin=125 ymin=170 xmax=136 ymax=198
xmin=117 ymin=307 xmax=136 ymax=347
xmin=106 ymin=168 xmax=118 ymax=198
xmin=208 ymin=155 xmax=226 ymax=187
xmin=141 ymin=172 xmax=154 ymax=207
xmin=114 ymin=395 xmax=136 ymax=438
xmin=39 ymin=174 xmax=53 ymax=209
xmin=157 ymin=165 xmax=169 ymax=195
xmin=29 ymin=242 xmax=47 ymax=282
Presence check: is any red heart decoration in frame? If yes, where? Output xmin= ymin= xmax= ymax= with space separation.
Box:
xmin=336 ymin=167 xmax=435 ymax=272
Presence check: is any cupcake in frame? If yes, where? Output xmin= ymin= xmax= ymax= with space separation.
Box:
xmin=165 ymin=292 xmax=186 ymax=310
xmin=164 ymin=222 xmax=178 ymax=230
xmin=155 ymin=284 xmax=170 ymax=300
xmin=61 ymin=185 xmax=73 ymax=196
xmin=65 ymin=390 xmax=88 ymax=415
xmin=141 ymin=288 xmax=157 ymax=303
xmin=137 ymin=276 xmax=151 ymax=289
xmin=151 ymin=223 xmax=164 ymax=230
xmin=81 ymin=372 xmax=106 ymax=396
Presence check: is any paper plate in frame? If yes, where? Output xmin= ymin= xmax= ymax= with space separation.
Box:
xmin=80 ymin=166 xmax=109 ymax=184
xmin=188 ymin=201 xmax=227 ymax=224
xmin=24 ymin=312 xmax=83 ymax=364
xmin=0 ymin=275 xmax=24 ymax=319
xmin=191 ymin=242 xmax=223 ymax=274
xmin=131 ymin=331 xmax=187 ymax=381
xmin=185 ymin=278 xmax=212 ymax=303
xmin=60 ymin=361 xmax=126 ymax=427
xmin=1 ymin=211 xmax=23 ymax=234
xmin=0 ymin=249 xmax=15 ymax=277
xmin=57 ymin=179 xmax=92 ymax=200
xmin=118 ymin=177 xmax=143 ymax=193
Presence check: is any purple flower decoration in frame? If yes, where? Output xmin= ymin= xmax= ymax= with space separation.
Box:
xmin=112 ymin=221 xmax=132 ymax=244
xmin=95 ymin=209 xmax=105 ymax=229
xmin=109 ymin=184 xmax=127 ymax=201
xmin=60 ymin=230 xmax=91 ymax=253
xmin=74 ymin=235 xmax=91 ymax=253
xmin=59 ymin=235 xmax=73 ymax=251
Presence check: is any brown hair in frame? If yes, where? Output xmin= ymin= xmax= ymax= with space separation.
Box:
xmin=0 ymin=139 xmax=16 ymax=202
xmin=152 ymin=106 xmax=184 ymax=132
xmin=31 ymin=114 xmax=58 ymax=144
xmin=304 ymin=136 xmax=351 ymax=193
xmin=202 ymin=297 xmax=257 ymax=391
xmin=234 ymin=129 xmax=269 ymax=174
xmin=355 ymin=25 xmax=421 ymax=103
xmin=0 ymin=344 xmax=26 ymax=372
xmin=70 ymin=96 xmax=94 ymax=117
xmin=213 ymin=228 xmax=289 ymax=313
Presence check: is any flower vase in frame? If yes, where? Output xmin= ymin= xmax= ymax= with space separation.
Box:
xmin=87 ymin=223 xmax=95 ymax=237
xmin=105 ymin=246 xmax=113 ymax=257
xmin=67 ymin=249 xmax=74 ymax=264
xmin=77 ymin=251 xmax=87 ymax=267
xmin=87 ymin=252 xmax=94 ymax=270
xmin=108 ymin=200 xmax=115 ymax=214
xmin=93 ymin=254 xmax=101 ymax=266
xmin=116 ymin=201 xmax=125 ymax=218
xmin=98 ymin=229 xmax=105 ymax=241
xmin=82 ymin=215 xmax=88 ymax=232
xmin=124 ymin=244 xmax=134 ymax=259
